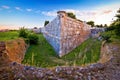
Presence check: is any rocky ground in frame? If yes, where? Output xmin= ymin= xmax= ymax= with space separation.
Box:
xmin=0 ymin=43 xmax=120 ymax=80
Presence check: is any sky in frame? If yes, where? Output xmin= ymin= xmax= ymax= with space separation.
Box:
xmin=0 ymin=0 xmax=120 ymax=29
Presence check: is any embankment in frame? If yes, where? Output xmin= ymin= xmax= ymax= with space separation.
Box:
xmin=0 ymin=38 xmax=27 ymax=65
xmin=0 ymin=40 xmax=120 ymax=80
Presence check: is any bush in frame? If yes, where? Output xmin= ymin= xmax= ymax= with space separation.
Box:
xmin=19 ymin=27 xmax=39 ymax=45
xmin=19 ymin=27 xmax=28 ymax=38
xmin=101 ymin=33 xmax=111 ymax=42
xmin=103 ymin=35 xmax=110 ymax=41
xmin=28 ymin=33 xmax=39 ymax=44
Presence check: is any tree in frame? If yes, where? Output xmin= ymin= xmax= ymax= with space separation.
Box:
xmin=67 ymin=12 xmax=76 ymax=19
xmin=95 ymin=25 xmax=100 ymax=27
xmin=104 ymin=24 xmax=108 ymax=27
xmin=115 ymin=8 xmax=120 ymax=21
xmin=99 ymin=24 xmax=103 ymax=27
xmin=114 ymin=21 xmax=120 ymax=36
xmin=44 ymin=21 xmax=49 ymax=26
xmin=109 ymin=8 xmax=120 ymax=36
xmin=87 ymin=21 xmax=94 ymax=27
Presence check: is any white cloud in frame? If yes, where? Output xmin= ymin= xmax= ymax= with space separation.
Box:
xmin=93 ymin=3 xmax=120 ymax=25
xmin=66 ymin=8 xmax=118 ymax=25
xmin=41 ymin=9 xmax=97 ymax=22
xmin=26 ymin=9 xmax=32 ymax=12
xmin=41 ymin=10 xmax=57 ymax=17
xmin=41 ymin=3 xmax=120 ymax=25
xmin=15 ymin=7 xmax=22 ymax=11
xmin=1 ymin=5 xmax=10 ymax=9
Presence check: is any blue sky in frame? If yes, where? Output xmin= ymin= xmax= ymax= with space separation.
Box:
xmin=0 ymin=0 xmax=120 ymax=29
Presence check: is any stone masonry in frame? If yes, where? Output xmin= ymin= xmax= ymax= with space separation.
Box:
xmin=43 ymin=11 xmax=91 ymax=57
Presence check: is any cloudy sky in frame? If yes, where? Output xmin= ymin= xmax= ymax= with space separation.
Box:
xmin=0 ymin=0 xmax=120 ymax=29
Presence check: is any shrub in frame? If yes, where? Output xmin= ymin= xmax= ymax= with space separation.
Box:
xmin=103 ymin=35 xmax=110 ymax=41
xmin=101 ymin=34 xmax=111 ymax=42
xmin=19 ymin=27 xmax=28 ymax=38
xmin=28 ymin=33 xmax=39 ymax=44
xmin=67 ymin=12 xmax=76 ymax=19
xmin=19 ymin=27 xmax=39 ymax=45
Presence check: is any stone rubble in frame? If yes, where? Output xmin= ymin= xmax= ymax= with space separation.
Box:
xmin=0 ymin=39 xmax=120 ymax=80
xmin=0 ymin=57 xmax=120 ymax=80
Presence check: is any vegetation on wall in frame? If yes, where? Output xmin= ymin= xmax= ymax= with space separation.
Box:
xmin=44 ymin=21 xmax=49 ymax=26
xmin=67 ymin=12 xmax=76 ymax=19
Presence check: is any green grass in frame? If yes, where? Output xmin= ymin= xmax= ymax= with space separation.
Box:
xmin=22 ymin=34 xmax=59 ymax=67
xmin=0 ymin=31 xmax=19 ymax=41
xmin=22 ymin=34 xmax=102 ymax=68
xmin=0 ymin=31 xmax=102 ymax=68
xmin=62 ymin=38 xmax=101 ymax=66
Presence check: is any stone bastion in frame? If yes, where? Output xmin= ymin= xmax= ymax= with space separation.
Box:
xmin=42 ymin=11 xmax=91 ymax=57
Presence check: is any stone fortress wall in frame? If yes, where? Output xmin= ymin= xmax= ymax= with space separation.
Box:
xmin=43 ymin=11 xmax=91 ymax=57
xmin=43 ymin=17 xmax=61 ymax=54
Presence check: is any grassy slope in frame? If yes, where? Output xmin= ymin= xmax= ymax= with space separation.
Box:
xmin=22 ymin=34 xmax=102 ymax=68
xmin=62 ymin=38 xmax=101 ymax=66
xmin=22 ymin=34 xmax=58 ymax=67
xmin=0 ymin=31 xmax=19 ymax=41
